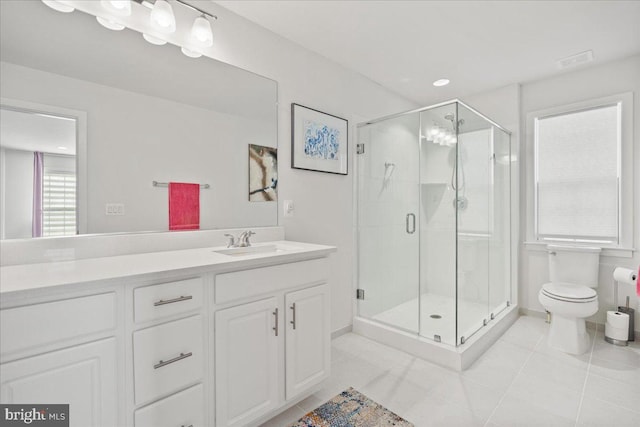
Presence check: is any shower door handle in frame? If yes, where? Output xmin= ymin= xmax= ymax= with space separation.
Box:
xmin=406 ymin=213 xmax=416 ymax=234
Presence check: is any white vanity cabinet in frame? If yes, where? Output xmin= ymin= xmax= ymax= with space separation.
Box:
xmin=0 ymin=239 xmax=335 ymax=427
xmin=214 ymin=259 xmax=331 ymax=427
xmin=214 ymin=297 xmax=281 ymax=427
xmin=284 ymin=285 xmax=331 ymax=400
xmin=130 ymin=277 xmax=207 ymax=426
xmin=0 ymin=292 xmax=120 ymax=427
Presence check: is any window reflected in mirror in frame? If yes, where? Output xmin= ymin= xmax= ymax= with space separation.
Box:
xmin=0 ymin=107 xmax=77 ymax=239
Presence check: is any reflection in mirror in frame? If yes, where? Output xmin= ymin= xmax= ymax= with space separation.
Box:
xmin=0 ymin=0 xmax=278 ymax=240
xmin=0 ymin=107 xmax=78 ymax=239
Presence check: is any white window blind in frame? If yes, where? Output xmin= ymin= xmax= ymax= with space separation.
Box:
xmin=535 ymin=104 xmax=619 ymax=243
xmin=42 ymin=171 xmax=77 ymax=237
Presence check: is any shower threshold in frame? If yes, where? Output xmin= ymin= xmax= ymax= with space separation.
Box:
xmin=353 ymin=303 xmax=518 ymax=371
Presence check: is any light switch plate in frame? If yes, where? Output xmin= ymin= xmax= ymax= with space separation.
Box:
xmin=105 ymin=203 xmax=125 ymax=215
xmin=283 ymin=200 xmax=294 ymax=217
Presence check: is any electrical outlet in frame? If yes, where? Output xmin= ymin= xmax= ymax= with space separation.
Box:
xmin=105 ymin=203 xmax=125 ymax=215
xmin=283 ymin=200 xmax=294 ymax=217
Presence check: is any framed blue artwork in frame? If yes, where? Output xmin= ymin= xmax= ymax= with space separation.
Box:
xmin=291 ymin=103 xmax=348 ymax=175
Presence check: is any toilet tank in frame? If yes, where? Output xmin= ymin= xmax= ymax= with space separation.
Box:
xmin=548 ymin=245 xmax=601 ymax=288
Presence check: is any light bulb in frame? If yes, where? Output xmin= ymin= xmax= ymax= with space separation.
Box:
xmin=189 ymin=15 xmax=213 ymax=47
xmin=100 ymin=0 xmax=131 ymax=16
xmin=181 ymin=47 xmax=202 ymax=58
xmin=429 ymin=127 xmax=439 ymax=137
xmin=42 ymin=0 xmax=75 ymax=13
xmin=150 ymin=0 xmax=176 ymax=33
xmin=142 ymin=33 xmax=167 ymax=46
xmin=96 ymin=16 xmax=125 ymax=31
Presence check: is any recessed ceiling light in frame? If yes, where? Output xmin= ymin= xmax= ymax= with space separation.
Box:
xmin=57 ymin=146 xmax=68 ymax=150
xmin=433 ymin=79 xmax=450 ymax=87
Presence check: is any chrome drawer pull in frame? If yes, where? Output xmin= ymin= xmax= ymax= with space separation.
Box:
xmin=290 ymin=303 xmax=296 ymax=330
xmin=273 ymin=308 xmax=279 ymax=336
xmin=154 ymin=352 xmax=193 ymax=369
xmin=154 ymin=295 xmax=193 ymax=306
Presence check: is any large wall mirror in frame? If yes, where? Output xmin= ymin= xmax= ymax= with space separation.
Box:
xmin=0 ymin=0 xmax=278 ymax=240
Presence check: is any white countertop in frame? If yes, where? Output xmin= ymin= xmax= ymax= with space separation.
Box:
xmin=0 ymin=241 xmax=336 ymax=296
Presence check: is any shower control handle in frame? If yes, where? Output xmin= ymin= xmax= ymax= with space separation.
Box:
xmin=406 ymin=213 xmax=416 ymax=234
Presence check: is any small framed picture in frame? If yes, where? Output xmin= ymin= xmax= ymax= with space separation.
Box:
xmin=291 ymin=103 xmax=348 ymax=175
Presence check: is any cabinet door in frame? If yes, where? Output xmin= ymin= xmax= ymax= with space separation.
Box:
xmin=0 ymin=338 xmax=118 ymax=427
xmin=285 ymin=284 xmax=330 ymax=400
xmin=215 ymin=297 xmax=280 ymax=427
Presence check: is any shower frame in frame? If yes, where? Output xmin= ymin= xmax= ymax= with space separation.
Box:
xmin=353 ymin=99 xmax=518 ymax=370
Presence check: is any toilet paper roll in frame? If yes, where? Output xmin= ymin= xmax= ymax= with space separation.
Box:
xmin=613 ymin=267 xmax=637 ymax=285
xmin=605 ymin=323 xmax=629 ymax=341
xmin=606 ymin=310 xmax=630 ymax=329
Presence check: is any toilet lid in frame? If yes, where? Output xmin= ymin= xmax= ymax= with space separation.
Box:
xmin=542 ymin=282 xmax=597 ymax=302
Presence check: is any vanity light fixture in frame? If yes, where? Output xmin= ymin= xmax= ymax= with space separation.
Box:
xmin=142 ymin=33 xmax=168 ymax=45
xmin=181 ymin=47 xmax=202 ymax=58
xmin=189 ymin=15 xmax=214 ymax=48
xmin=42 ymin=0 xmax=75 ymax=13
xmin=101 ymin=0 xmax=132 ymax=16
xmin=433 ymin=78 xmax=450 ymax=87
xmin=149 ymin=0 xmax=176 ymax=34
xmin=96 ymin=16 xmax=126 ymax=31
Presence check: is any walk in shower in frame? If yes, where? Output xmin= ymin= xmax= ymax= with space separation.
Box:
xmin=355 ymin=100 xmax=516 ymax=369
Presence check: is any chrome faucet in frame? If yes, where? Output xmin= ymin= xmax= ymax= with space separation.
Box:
xmin=224 ymin=233 xmax=237 ymax=248
xmin=224 ymin=231 xmax=255 ymax=248
xmin=237 ymin=230 xmax=256 ymax=247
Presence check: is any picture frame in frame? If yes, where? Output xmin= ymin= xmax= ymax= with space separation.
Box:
xmin=291 ymin=103 xmax=348 ymax=175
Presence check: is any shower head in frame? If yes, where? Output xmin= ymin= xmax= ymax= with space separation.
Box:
xmin=444 ymin=113 xmax=455 ymax=122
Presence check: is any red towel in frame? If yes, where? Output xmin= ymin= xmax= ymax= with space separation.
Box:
xmin=169 ymin=182 xmax=200 ymax=231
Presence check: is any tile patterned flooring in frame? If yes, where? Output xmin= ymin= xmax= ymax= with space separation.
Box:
xmin=260 ymin=315 xmax=640 ymax=427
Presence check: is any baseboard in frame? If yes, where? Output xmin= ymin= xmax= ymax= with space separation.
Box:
xmin=520 ymin=307 xmax=639 ymax=340
xmin=331 ymin=324 xmax=352 ymax=340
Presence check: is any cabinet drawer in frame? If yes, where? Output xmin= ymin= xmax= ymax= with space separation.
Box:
xmin=134 ymin=277 xmax=203 ymax=324
xmin=215 ymin=258 xmax=328 ymax=304
xmin=133 ymin=315 xmax=204 ymax=405
xmin=0 ymin=293 xmax=116 ymax=359
xmin=135 ymin=383 xmax=204 ymax=427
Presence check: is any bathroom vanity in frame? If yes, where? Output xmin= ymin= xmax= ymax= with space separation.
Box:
xmin=0 ymin=240 xmax=335 ymax=427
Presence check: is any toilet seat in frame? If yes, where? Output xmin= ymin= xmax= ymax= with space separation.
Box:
xmin=541 ymin=282 xmax=597 ymax=303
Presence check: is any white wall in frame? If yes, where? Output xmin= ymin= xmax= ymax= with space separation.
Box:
xmin=519 ymin=55 xmax=640 ymax=332
xmin=1 ymin=61 xmax=277 ymax=234
xmin=203 ymin=4 xmax=418 ymax=332
xmin=0 ymin=148 xmax=33 ymax=239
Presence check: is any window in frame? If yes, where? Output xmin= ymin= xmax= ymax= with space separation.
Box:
xmin=528 ymin=93 xmax=633 ymax=252
xmin=42 ymin=170 xmax=76 ymax=237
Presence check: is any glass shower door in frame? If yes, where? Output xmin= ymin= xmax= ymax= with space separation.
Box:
xmin=357 ymin=113 xmax=421 ymax=334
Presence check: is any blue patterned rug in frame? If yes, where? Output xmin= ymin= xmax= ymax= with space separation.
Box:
xmin=289 ymin=387 xmax=413 ymax=427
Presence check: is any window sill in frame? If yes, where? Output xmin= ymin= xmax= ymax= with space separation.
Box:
xmin=523 ymin=241 xmax=635 ymax=259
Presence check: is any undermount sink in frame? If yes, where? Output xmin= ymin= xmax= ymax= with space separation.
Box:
xmin=213 ymin=243 xmax=301 ymax=257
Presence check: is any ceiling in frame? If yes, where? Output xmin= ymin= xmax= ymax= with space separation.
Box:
xmin=0 ymin=108 xmax=76 ymax=155
xmin=216 ymin=0 xmax=640 ymax=105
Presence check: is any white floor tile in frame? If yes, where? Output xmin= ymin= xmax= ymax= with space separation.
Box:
xmin=506 ymin=371 xmax=583 ymax=420
xmin=427 ymin=375 xmax=504 ymax=423
xmin=498 ymin=315 xmax=548 ymax=350
xmin=576 ymin=396 xmax=640 ymax=426
xmin=461 ymin=340 xmax=531 ymax=391
xmin=404 ymin=394 xmax=484 ymax=427
xmin=583 ymin=372 xmax=640 ymax=414
xmin=260 ymin=316 xmax=640 ymax=427
xmin=488 ymin=393 xmax=576 ymax=427
xmin=258 ymin=404 xmax=306 ymax=427
xmin=588 ymin=356 xmax=640 ymax=386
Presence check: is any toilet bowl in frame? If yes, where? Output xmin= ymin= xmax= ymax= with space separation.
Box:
xmin=538 ymin=246 xmax=601 ymax=355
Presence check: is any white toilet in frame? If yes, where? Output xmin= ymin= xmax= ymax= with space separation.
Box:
xmin=538 ymin=245 xmax=601 ymax=355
